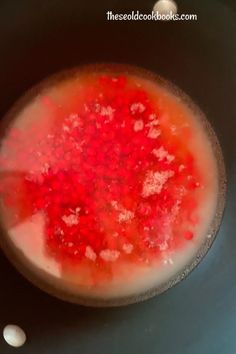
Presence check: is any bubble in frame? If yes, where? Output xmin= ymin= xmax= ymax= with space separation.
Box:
xmin=3 ymin=324 xmax=26 ymax=347
xmin=153 ymin=0 xmax=178 ymax=15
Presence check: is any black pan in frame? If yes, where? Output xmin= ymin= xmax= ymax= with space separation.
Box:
xmin=0 ymin=0 xmax=235 ymax=353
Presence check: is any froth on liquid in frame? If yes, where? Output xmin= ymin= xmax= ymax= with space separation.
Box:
xmin=0 ymin=65 xmax=219 ymax=301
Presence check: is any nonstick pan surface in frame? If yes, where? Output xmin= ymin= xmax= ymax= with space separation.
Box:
xmin=0 ymin=0 xmax=235 ymax=353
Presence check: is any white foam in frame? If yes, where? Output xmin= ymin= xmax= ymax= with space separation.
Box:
xmin=142 ymin=170 xmax=175 ymax=197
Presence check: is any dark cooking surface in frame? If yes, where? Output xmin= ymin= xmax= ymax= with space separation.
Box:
xmin=0 ymin=0 xmax=235 ymax=353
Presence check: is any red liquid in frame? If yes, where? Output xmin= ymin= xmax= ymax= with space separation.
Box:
xmin=0 ymin=67 xmax=218 ymax=298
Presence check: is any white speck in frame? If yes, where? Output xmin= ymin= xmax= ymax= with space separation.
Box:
xmin=134 ymin=119 xmax=144 ymax=132
xmin=68 ymin=242 xmax=74 ymax=247
xmin=149 ymin=113 xmax=157 ymax=120
xmin=207 ymin=234 xmax=212 ymax=239
xmin=100 ymin=249 xmax=120 ymax=262
xmin=85 ymin=246 xmax=97 ymax=261
xmin=177 ymin=186 xmax=186 ymax=198
xmin=68 ymin=113 xmax=79 ymax=120
xmin=122 ymin=243 xmax=134 ymax=254
xmin=62 ymin=214 xmax=79 ymax=226
xmin=166 ymin=155 xmax=175 ymax=163
xmin=159 ymin=241 xmax=168 ymax=251
xmin=111 ymin=200 xmax=119 ymax=209
xmin=142 ymin=170 xmax=175 ymax=197
xmin=163 ymin=257 xmax=174 ymax=265
xmin=152 ymin=146 xmax=175 ymax=163
xmin=146 ymin=119 xmax=160 ymax=127
xmin=96 ymin=105 xmax=115 ymax=122
xmin=130 ymin=102 xmax=146 ymax=114
xmin=69 ymin=207 xmax=81 ymax=215
xmin=111 ymin=201 xmax=135 ymax=223
xmin=41 ymin=162 xmax=50 ymax=174
xmin=25 ymin=173 xmax=32 ymax=182
xmin=75 ymin=207 xmax=81 ymax=214
xmin=179 ymin=164 xmax=185 ymax=172
xmin=84 ymin=104 xmax=89 ymax=112
xmin=170 ymin=125 xmax=177 ymax=134
xmin=171 ymin=203 xmax=181 ymax=220
xmin=147 ymin=127 xmax=161 ymax=139
xmin=3 ymin=325 xmax=26 ymax=348
xmin=72 ymin=121 xmax=80 ymax=128
xmin=63 ymin=124 xmax=70 ymax=132
xmin=55 ymin=228 xmax=64 ymax=236
xmin=118 ymin=209 xmax=135 ymax=223
xmin=101 ymin=105 xmax=115 ymax=117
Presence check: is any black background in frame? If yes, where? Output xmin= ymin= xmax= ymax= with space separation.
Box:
xmin=0 ymin=0 xmax=235 ymax=353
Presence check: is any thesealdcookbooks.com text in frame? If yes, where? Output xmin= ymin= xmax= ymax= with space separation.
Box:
xmin=106 ymin=11 xmax=197 ymax=21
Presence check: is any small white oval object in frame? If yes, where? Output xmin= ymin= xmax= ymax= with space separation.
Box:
xmin=3 ymin=324 xmax=26 ymax=347
xmin=153 ymin=0 xmax=178 ymax=15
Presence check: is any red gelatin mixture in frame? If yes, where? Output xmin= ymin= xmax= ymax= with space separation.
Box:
xmin=0 ymin=66 xmax=218 ymax=299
